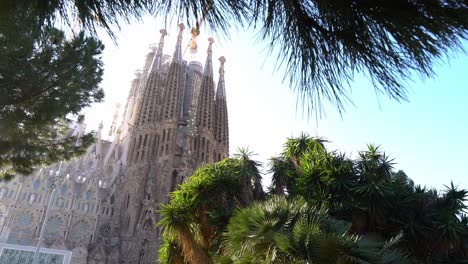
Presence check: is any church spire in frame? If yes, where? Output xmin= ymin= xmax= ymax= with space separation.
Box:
xmin=157 ymin=29 xmax=167 ymax=56
xmin=203 ymin=38 xmax=214 ymax=77
xmin=216 ymin=56 xmax=226 ymax=98
xmin=173 ymin=24 xmax=185 ymax=62
xmin=194 ymin=38 xmax=216 ymax=164
xmin=150 ymin=29 xmax=167 ymax=73
xmin=213 ymin=56 xmax=229 ymax=161
xmin=158 ymin=24 xmax=185 ymax=121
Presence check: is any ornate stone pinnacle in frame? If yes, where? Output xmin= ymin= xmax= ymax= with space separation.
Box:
xmin=219 ymin=56 xmax=226 ymax=64
xmin=207 ymin=37 xmax=214 ymax=55
xmin=158 ymin=29 xmax=167 ymax=52
xmin=219 ymin=56 xmax=226 ymax=75
xmin=178 ymin=23 xmax=185 ymax=34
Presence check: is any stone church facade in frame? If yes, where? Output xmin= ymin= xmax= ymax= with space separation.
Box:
xmin=0 ymin=24 xmax=229 ymax=263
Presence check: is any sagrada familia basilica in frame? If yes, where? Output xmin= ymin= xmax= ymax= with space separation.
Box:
xmin=0 ymin=24 xmax=229 ymax=263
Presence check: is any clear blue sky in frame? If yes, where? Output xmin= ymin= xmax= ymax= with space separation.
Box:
xmin=83 ymin=16 xmax=468 ymax=191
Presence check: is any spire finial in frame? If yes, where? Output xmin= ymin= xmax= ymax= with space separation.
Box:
xmin=203 ymin=38 xmax=214 ymax=76
xmin=157 ymin=29 xmax=167 ymax=55
xmin=178 ymin=23 xmax=185 ymax=35
xmin=189 ymin=27 xmax=200 ymax=54
xmin=219 ymin=56 xmax=226 ymax=75
xmin=207 ymin=37 xmax=214 ymax=56
xmin=173 ymin=24 xmax=185 ymax=61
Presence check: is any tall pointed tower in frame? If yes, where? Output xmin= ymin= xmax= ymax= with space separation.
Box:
xmin=214 ymin=56 xmax=229 ymax=160
xmin=92 ymin=26 xmax=230 ymax=264
xmin=194 ymin=38 xmax=216 ymax=166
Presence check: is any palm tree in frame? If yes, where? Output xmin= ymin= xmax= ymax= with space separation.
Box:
xmin=159 ymin=135 xmax=468 ymax=263
xmin=268 ymin=156 xmax=295 ymax=195
xmin=224 ymin=196 xmax=414 ymax=264
xmin=233 ymin=148 xmax=265 ymax=203
xmin=158 ymin=151 xmax=265 ymax=263
xmin=350 ymin=145 xmax=396 ymax=233
xmin=356 ymin=145 xmax=395 ymax=184
xmin=282 ymin=134 xmax=328 ymax=169
xmin=267 ymin=135 xmax=468 ymax=262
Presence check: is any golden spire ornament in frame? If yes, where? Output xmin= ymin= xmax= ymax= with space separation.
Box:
xmin=189 ymin=26 xmax=200 ymax=54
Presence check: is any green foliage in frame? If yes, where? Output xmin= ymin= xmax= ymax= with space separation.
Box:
xmin=158 ymin=152 xmax=265 ymax=263
xmin=0 ymin=0 xmax=153 ymax=38
xmin=3 ymin=0 xmax=466 ymax=113
xmin=0 ymin=11 xmax=104 ymax=180
xmin=159 ymin=134 xmax=468 ymax=263
xmin=224 ymin=196 xmax=414 ymax=264
xmin=270 ymin=134 xmax=468 ymax=262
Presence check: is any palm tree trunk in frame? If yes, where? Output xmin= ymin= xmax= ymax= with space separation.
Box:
xmin=177 ymin=227 xmax=211 ymax=264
